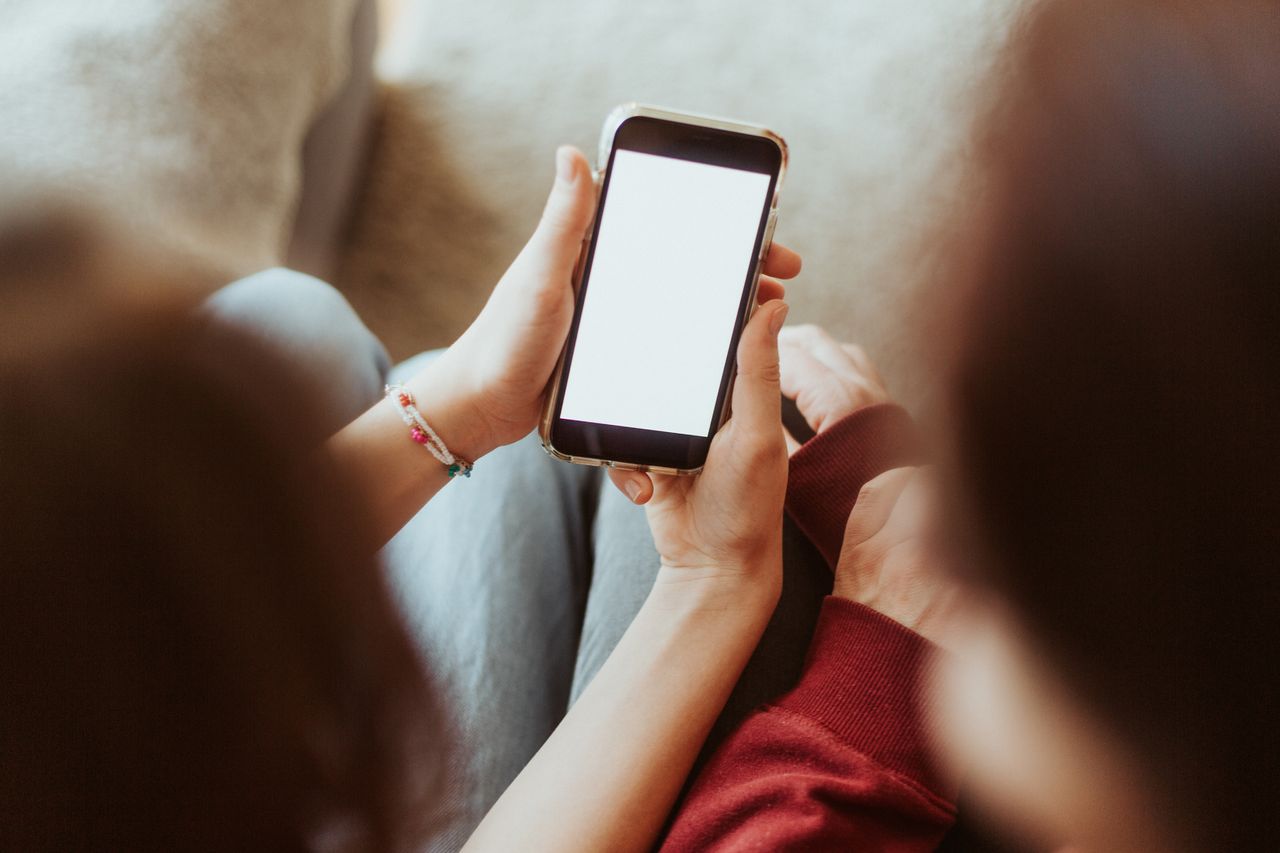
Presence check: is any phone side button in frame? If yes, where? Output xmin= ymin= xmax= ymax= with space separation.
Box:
xmin=759 ymin=209 xmax=778 ymax=261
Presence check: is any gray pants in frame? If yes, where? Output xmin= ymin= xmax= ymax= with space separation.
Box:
xmin=207 ymin=269 xmax=832 ymax=851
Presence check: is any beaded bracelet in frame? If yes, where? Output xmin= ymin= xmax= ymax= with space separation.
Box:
xmin=385 ymin=384 xmax=473 ymax=478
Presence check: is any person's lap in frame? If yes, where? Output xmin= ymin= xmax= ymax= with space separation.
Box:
xmin=382 ymin=356 xmax=601 ymax=850
xmin=209 ymin=269 xmax=598 ymax=848
xmin=209 ymin=268 xmax=832 ymax=845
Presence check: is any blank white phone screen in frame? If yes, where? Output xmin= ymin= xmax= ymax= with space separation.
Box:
xmin=559 ymin=149 xmax=771 ymax=437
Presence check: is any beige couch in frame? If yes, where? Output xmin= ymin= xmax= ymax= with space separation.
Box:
xmin=2 ymin=0 xmax=1019 ymax=410
xmin=339 ymin=0 xmax=1021 ymax=408
xmin=0 ymin=0 xmax=375 ymax=282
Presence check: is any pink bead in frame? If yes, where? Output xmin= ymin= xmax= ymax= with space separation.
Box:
xmin=411 ymin=427 xmax=428 ymax=444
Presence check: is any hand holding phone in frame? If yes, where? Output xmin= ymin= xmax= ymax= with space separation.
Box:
xmin=407 ymin=138 xmax=796 ymax=473
xmin=613 ymin=298 xmax=791 ymax=584
xmin=417 ymin=146 xmax=598 ymax=462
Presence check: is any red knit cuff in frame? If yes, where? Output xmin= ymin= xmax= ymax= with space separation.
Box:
xmin=775 ymin=596 xmax=954 ymax=800
xmin=785 ymin=404 xmax=921 ymax=569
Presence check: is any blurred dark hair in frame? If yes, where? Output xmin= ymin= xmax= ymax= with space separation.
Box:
xmin=0 ymin=221 xmax=442 ymax=851
xmin=943 ymin=0 xmax=1280 ymax=849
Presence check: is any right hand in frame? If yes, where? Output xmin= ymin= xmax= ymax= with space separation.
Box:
xmin=834 ymin=466 xmax=961 ymax=647
xmin=608 ymin=300 xmax=792 ymax=587
xmin=779 ymin=324 xmax=892 ymax=445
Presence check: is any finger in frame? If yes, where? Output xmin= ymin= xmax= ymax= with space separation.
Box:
xmin=756 ymin=275 xmax=786 ymax=304
xmin=729 ymin=300 xmax=788 ymax=432
xmin=840 ymin=343 xmax=885 ymax=385
xmin=882 ymin=469 xmax=933 ymax=540
xmin=525 ymin=146 xmax=597 ymax=279
xmin=784 ymin=426 xmax=802 ymax=457
xmin=777 ymin=342 xmax=830 ymax=429
xmin=762 ymin=243 xmax=802 ymax=279
xmin=778 ymin=337 xmax=851 ymax=433
xmin=607 ymin=467 xmax=654 ymax=505
xmin=779 ymin=324 xmax=860 ymax=374
xmin=647 ymin=470 xmax=685 ymax=503
xmin=842 ymin=467 xmax=915 ymax=548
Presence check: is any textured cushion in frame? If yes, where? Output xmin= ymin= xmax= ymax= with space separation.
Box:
xmin=0 ymin=1 xmax=359 ymax=279
xmin=338 ymin=0 xmax=1020 ymax=403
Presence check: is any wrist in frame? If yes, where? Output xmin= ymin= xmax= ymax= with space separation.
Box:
xmin=403 ymin=360 xmax=496 ymax=464
xmin=648 ymin=558 xmax=781 ymax=622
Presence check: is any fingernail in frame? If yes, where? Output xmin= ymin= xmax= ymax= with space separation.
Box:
xmin=625 ymin=480 xmax=642 ymax=502
xmin=556 ymin=146 xmax=576 ymax=183
xmin=769 ymin=302 xmax=789 ymax=336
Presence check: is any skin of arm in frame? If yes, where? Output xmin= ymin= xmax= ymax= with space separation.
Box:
xmin=466 ymin=297 xmax=792 ymax=852
xmin=465 ymin=567 xmax=777 ymax=852
xmin=327 ymin=356 xmax=496 ymax=543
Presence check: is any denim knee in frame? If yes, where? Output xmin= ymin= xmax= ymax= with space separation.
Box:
xmin=205 ymin=268 xmax=391 ymax=428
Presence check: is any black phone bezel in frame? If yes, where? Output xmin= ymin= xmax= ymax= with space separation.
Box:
xmin=547 ymin=115 xmax=782 ymax=471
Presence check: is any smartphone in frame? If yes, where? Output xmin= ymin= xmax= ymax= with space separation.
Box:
xmin=539 ymin=104 xmax=787 ymax=475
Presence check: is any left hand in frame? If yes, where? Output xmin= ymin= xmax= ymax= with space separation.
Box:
xmin=833 ymin=467 xmax=962 ymax=647
xmin=416 ymin=146 xmax=803 ymax=461
xmin=778 ymin=325 xmax=892 ymax=448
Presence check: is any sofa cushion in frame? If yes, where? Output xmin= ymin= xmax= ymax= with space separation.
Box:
xmin=0 ymin=0 xmax=359 ymax=279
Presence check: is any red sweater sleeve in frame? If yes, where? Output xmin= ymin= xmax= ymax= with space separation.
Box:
xmin=661 ymin=598 xmax=956 ymax=851
xmin=661 ymin=406 xmax=947 ymax=851
xmin=785 ymin=403 xmax=922 ymax=568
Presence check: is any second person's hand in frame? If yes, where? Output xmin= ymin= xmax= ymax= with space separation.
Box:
xmin=778 ymin=324 xmax=892 ymax=451
xmin=833 ymin=467 xmax=961 ymax=648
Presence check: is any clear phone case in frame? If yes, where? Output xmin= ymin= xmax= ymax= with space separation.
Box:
xmin=539 ymin=103 xmax=789 ymax=476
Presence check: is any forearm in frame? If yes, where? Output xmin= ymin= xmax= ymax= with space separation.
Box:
xmin=327 ymin=357 xmax=494 ymax=545
xmin=464 ymin=563 xmax=780 ymax=853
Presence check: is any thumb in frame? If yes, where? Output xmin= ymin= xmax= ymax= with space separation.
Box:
xmin=528 ymin=145 xmax=596 ymax=277
xmin=730 ymin=299 xmax=788 ymax=432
